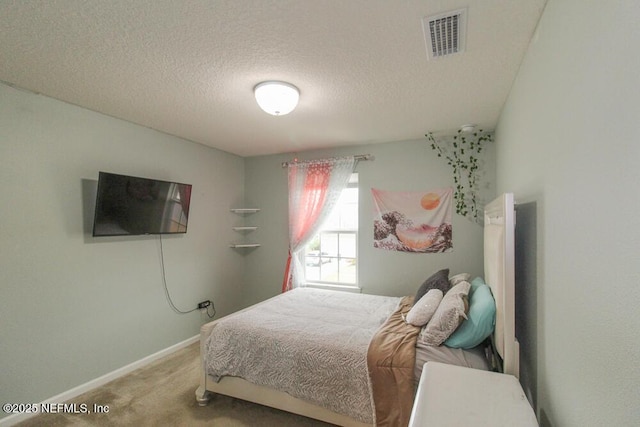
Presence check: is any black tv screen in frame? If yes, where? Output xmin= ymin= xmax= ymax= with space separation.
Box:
xmin=93 ymin=172 xmax=192 ymax=237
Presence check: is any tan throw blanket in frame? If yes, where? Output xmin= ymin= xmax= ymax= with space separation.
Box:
xmin=367 ymin=296 xmax=420 ymax=427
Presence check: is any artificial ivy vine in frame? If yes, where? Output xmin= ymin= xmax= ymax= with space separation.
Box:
xmin=426 ymin=129 xmax=493 ymax=224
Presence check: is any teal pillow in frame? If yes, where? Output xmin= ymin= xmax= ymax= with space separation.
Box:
xmin=444 ymin=280 xmax=496 ymax=349
xmin=470 ymin=276 xmax=486 ymax=292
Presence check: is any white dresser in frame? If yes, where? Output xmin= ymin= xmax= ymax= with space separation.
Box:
xmin=409 ymin=362 xmax=538 ymax=426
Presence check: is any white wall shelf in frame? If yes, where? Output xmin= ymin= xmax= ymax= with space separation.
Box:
xmin=231 ymin=208 xmax=260 ymax=249
xmin=230 ymin=208 xmax=260 ymax=213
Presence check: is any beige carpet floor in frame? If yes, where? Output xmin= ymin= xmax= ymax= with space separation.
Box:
xmin=17 ymin=342 xmax=334 ymax=427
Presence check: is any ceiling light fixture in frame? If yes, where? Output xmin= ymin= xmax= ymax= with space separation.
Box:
xmin=460 ymin=124 xmax=476 ymax=133
xmin=254 ymin=81 xmax=300 ymax=116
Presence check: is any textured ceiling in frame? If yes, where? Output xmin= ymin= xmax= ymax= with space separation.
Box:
xmin=0 ymin=0 xmax=546 ymax=157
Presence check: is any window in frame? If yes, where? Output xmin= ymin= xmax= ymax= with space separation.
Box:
xmin=304 ymin=173 xmax=358 ymax=287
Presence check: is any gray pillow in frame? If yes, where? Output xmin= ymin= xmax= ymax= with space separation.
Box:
xmin=419 ymin=281 xmax=471 ymax=346
xmin=413 ymin=268 xmax=450 ymax=305
xmin=406 ymin=289 xmax=443 ymax=326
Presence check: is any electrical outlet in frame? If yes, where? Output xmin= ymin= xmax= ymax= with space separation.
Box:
xmin=198 ymin=300 xmax=211 ymax=310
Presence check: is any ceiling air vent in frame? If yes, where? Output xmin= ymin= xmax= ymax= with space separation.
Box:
xmin=422 ymin=8 xmax=467 ymax=60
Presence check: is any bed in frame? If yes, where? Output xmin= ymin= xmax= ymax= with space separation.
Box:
xmin=195 ymin=193 xmax=518 ymax=426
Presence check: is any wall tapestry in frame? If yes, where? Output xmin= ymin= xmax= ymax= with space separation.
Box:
xmin=372 ymin=187 xmax=453 ymax=253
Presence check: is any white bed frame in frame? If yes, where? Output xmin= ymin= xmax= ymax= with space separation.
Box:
xmin=483 ymin=192 xmax=519 ymax=378
xmin=195 ymin=192 xmax=519 ymax=425
xmin=195 ymin=298 xmax=371 ymax=427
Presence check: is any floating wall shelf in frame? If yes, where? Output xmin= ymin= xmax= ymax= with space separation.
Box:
xmin=231 ymin=208 xmax=260 ymax=249
xmin=230 ymin=208 xmax=260 ymax=213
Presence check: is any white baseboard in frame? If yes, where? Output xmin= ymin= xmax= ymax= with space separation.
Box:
xmin=0 ymin=335 xmax=199 ymax=426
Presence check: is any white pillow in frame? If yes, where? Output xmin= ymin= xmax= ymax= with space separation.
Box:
xmin=449 ymin=273 xmax=470 ymax=286
xmin=419 ymin=281 xmax=471 ymax=346
xmin=406 ymin=289 xmax=443 ymax=326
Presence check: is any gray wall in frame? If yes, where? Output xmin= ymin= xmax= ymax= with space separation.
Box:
xmin=0 ymin=84 xmax=246 ymax=415
xmin=243 ymin=139 xmax=495 ymax=305
xmin=494 ymin=1 xmax=640 ymax=426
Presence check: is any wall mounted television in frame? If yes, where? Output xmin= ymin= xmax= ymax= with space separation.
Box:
xmin=92 ymin=172 xmax=192 ymax=237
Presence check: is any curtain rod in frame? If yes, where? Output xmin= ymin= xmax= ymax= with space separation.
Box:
xmin=281 ymin=154 xmax=373 ymax=168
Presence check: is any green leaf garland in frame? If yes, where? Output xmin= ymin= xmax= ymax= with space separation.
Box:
xmin=426 ymin=130 xmax=493 ymax=224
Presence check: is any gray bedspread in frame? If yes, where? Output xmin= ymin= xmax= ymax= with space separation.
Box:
xmin=204 ymin=287 xmax=400 ymax=423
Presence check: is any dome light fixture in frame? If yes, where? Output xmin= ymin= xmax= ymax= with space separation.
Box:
xmin=254 ymin=81 xmax=300 ymax=116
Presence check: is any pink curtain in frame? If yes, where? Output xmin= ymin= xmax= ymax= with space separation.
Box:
xmin=282 ymin=157 xmax=355 ymax=292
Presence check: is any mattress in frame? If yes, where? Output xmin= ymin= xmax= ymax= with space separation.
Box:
xmin=203 ymin=287 xmax=401 ymax=424
xmin=202 ymin=287 xmax=490 ymax=423
xmin=414 ymin=341 xmax=490 ymax=382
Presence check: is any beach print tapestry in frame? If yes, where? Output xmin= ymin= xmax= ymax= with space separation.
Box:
xmin=372 ymin=188 xmax=453 ymax=253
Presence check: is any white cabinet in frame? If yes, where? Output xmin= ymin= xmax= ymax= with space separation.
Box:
xmin=409 ymin=362 xmax=538 ymax=427
xmin=230 ymin=208 xmax=260 ymax=248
